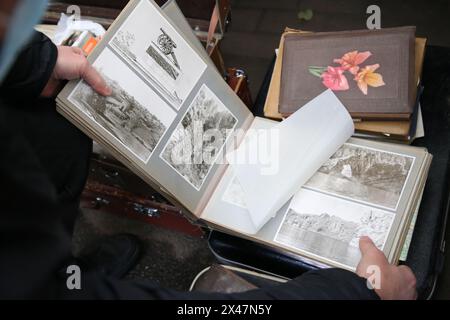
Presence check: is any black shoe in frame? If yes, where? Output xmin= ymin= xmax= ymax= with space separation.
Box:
xmin=77 ymin=234 xmax=142 ymax=279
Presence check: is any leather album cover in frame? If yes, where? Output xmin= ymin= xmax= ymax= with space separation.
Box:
xmin=279 ymin=27 xmax=416 ymax=120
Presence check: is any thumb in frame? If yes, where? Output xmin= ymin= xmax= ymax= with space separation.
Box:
xmin=359 ymin=236 xmax=377 ymax=256
xmin=70 ymin=46 xmax=85 ymax=56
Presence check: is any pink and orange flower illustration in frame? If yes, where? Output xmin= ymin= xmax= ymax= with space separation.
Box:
xmin=309 ymin=50 xmax=385 ymax=95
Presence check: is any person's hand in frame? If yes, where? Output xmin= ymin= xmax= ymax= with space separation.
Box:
xmin=356 ymin=236 xmax=417 ymax=300
xmin=41 ymin=46 xmax=112 ymax=97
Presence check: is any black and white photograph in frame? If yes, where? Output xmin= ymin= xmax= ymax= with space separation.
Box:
xmin=109 ymin=0 xmax=206 ymax=110
xmin=304 ymin=143 xmax=415 ymax=210
xmin=161 ymin=84 xmax=238 ymax=190
xmin=275 ymin=189 xmax=394 ymax=268
xmin=68 ymin=48 xmax=176 ymax=163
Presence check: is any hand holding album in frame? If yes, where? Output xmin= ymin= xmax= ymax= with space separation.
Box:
xmin=42 ymin=46 xmax=112 ymax=98
xmin=55 ymin=0 xmax=432 ymax=271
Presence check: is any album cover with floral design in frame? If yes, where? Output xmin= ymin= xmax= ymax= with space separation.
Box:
xmin=279 ymin=27 xmax=416 ymax=120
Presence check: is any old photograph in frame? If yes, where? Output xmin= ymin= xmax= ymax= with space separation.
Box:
xmin=109 ymin=0 xmax=206 ymax=110
xmin=161 ymin=84 xmax=238 ymax=190
xmin=304 ymin=143 xmax=415 ymax=209
xmin=68 ymin=48 xmax=176 ymax=162
xmin=275 ymin=189 xmax=394 ymax=268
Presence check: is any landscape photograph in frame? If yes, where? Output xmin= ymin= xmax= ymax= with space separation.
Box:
xmin=69 ymin=48 xmax=176 ymax=162
xmin=161 ymin=84 xmax=238 ymax=190
xmin=304 ymin=143 xmax=415 ymax=209
xmin=109 ymin=0 xmax=206 ymax=110
xmin=275 ymin=189 xmax=394 ymax=268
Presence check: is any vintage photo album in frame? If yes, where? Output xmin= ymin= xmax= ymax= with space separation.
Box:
xmin=56 ymin=0 xmax=432 ymax=271
xmin=264 ymin=28 xmax=427 ymax=142
xmin=279 ymin=27 xmax=417 ymax=120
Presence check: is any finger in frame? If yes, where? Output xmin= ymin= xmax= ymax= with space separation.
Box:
xmin=398 ymin=265 xmax=418 ymax=300
xmin=80 ymin=60 xmax=112 ymax=96
xmin=359 ymin=236 xmax=376 ymax=255
xmin=398 ymin=265 xmax=417 ymax=285
xmin=70 ymin=46 xmax=85 ymax=56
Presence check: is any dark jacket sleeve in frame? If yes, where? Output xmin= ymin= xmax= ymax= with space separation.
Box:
xmin=0 ymin=31 xmax=89 ymax=299
xmin=0 ymin=31 xmax=57 ymax=102
xmin=60 ymin=267 xmax=379 ymax=300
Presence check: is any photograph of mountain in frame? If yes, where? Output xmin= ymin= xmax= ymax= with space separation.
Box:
xmin=161 ymin=84 xmax=238 ymax=190
xmin=69 ymin=48 xmax=176 ymax=162
xmin=275 ymin=189 xmax=394 ymax=268
xmin=109 ymin=0 xmax=206 ymax=110
xmin=304 ymin=143 xmax=414 ymax=209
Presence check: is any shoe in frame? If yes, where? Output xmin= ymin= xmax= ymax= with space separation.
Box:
xmin=77 ymin=234 xmax=142 ymax=279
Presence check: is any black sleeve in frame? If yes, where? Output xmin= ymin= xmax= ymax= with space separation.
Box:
xmin=62 ymin=268 xmax=379 ymax=300
xmin=154 ymin=268 xmax=379 ymax=299
xmin=0 ymin=31 xmax=57 ymax=102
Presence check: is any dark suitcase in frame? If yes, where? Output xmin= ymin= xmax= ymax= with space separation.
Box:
xmin=209 ymin=45 xmax=450 ymax=300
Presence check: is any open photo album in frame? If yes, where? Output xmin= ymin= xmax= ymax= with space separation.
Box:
xmin=56 ymin=0 xmax=432 ymax=271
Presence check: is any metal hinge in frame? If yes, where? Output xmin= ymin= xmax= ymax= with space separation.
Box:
xmin=91 ymin=197 xmax=110 ymax=209
xmin=132 ymin=203 xmax=160 ymax=218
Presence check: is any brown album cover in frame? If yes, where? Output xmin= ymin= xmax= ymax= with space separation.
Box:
xmin=279 ymin=27 xmax=416 ymax=120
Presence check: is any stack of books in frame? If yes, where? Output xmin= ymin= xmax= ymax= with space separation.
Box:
xmin=264 ymin=27 xmax=427 ymax=143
